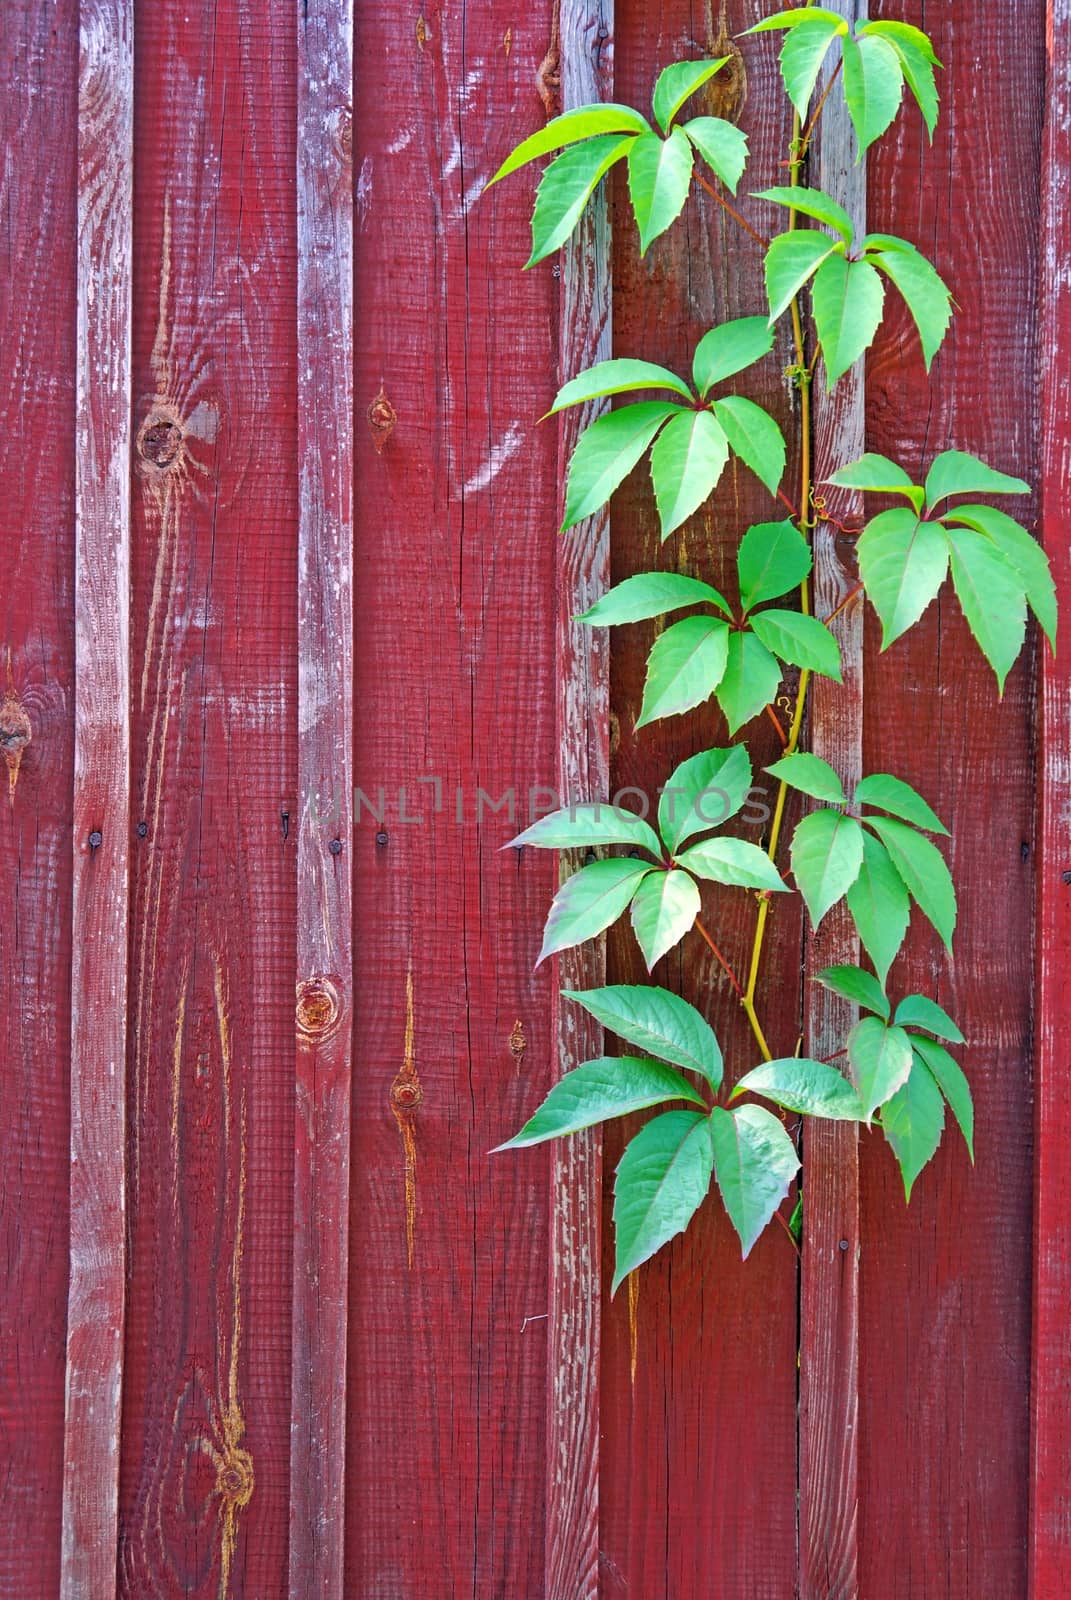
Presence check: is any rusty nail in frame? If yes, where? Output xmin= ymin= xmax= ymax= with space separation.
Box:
xmin=136 ymin=821 xmax=148 ymax=839
xmin=88 ymin=829 xmax=103 ymax=850
xmin=329 ymin=837 xmax=343 ymax=855
xmin=375 ymin=830 xmax=389 ymax=848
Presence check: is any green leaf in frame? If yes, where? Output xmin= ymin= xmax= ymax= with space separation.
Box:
xmin=551 ymin=357 xmax=694 ymax=412
xmin=737 ymin=519 xmax=813 ymax=611
xmin=869 ymin=243 xmax=952 ymax=369
xmin=845 ymin=831 xmax=912 ymax=987
xmin=879 ymin=1055 xmax=944 ymax=1200
xmin=894 ymin=994 xmax=965 ymax=1045
xmin=858 ymin=19 xmax=940 ymax=65
xmin=924 ymin=449 xmax=1031 ymax=510
xmin=630 ymin=869 xmax=701 ymax=970
xmin=681 ymin=117 xmax=749 ymax=194
xmin=754 ymin=183 xmax=853 ymax=246
xmin=855 ymin=773 xmax=948 ymax=835
xmin=746 ymin=8 xmax=849 ymax=33
xmin=816 ymin=964 xmax=890 ymax=1019
xmin=715 ymin=632 xmax=782 ymax=735
xmin=861 ymin=22 xmax=941 ymax=140
xmin=627 ymin=127 xmax=694 ymax=255
xmin=612 ymin=1110 xmax=713 ymax=1291
xmin=650 ymin=408 xmax=730 ymax=537
xmin=675 ymin=837 xmax=787 ymax=892
xmin=911 ymin=1035 xmax=973 ymax=1160
xmin=866 ymin=815 xmax=956 ymax=952
xmin=653 ymin=58 xmax=731 ymax=133
xmin=942 ymin=505 xmax=1055 ymax=649
xmin=732 ymin=1057 xmax=863 ymax=1120
xmin=527 ymin=137 xmax=636 ymax=266
xmin=539 ymin=859 xmax=653 ymax=963
xmin=750 ymin=609 xmax=842 ymax=679
xmin=811 ymin=255 xmax=885 ymax=388
xmin=827 ymin=451 xmax=924 ymax=512
xmin=790 ymin=809 xmax=865 ymax=928
xmin=658 ymin=744 xmax=753 ymax=853
xmin=509 ymin=802 xmax=663 ymax=857
xmin=776 ymin=19 xmax=843 ymax=119
xmin=637 ymin=616 xmax=730 ymax=727
xmin=765 ymin=231 xmax=839 ymax=323
xmin=577 ymin=570 xmax=731 ymax=627
xmin=712 ymin=396 xmax=787 ymax=496
xmin=692 ymin=317 xmax=774 ymax=396
xmin=848 ymin=1015 xmax=914 ymax=1123
xmin=497 ymin=1055 xmax=706 ymax=1149
xmin=842 ymin=33 xmax=904 ymax=156
xmin=563 ymin=402 xmax=682 ymax=529
xmin=487 ymin=103 xmax=651 ymax=185
xmin=857 ymin=507 xmax=949 ymax=647
xmin=564 ymin=983 xmax=723 ymax=1088
xmin=768 ymin=751 xmax=845 ymax=804
xmin=946 ymin=523 xmax=1027 ymax=691
xmin=709 ymin=1105 xmax=800 ymax=1257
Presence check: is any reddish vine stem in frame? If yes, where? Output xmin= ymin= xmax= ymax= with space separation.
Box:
xmin=693 ymin=916 xmax=745 ymax=998
xmin=693 ymin=169 xmax=770 ymax=250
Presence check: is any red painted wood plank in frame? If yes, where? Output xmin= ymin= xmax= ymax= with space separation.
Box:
xmin=61 ymin=2 xmax=133 ymax=1591
xmin=545 ymin=6 xmax=613 ymax=1596
xmin=346 ymin=4 xmax=560 ymax=1593
xmin=799 ymin=12 xmax=864 ymax=1594
xmin=290 ymin=4 xmax=354 ymax=1592
xmin=119 ymin=5 xmax=298 ymax=1591
xmin=598 ymin=5 xmax=800 ymax=1595
xmin=1031 ymin=2 xmax=1071 ymax=1592
xmin=0 ymin=3 xmax=78 ymax=1592
xmin=859 ymin=3 xmax=1041 ymax=1594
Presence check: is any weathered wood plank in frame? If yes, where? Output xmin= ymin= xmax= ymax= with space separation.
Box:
xmin=346 ymin=4 xmax=560 ymax=1591
xmin=1031 ymin=2 xmax=1071 ymax=1592
xmin=545 ymin=5 xmax=612 ymax=1596
xmin=859 ymin=3 xmax=1040 ymax=1594
xmin=62 ymin=0 xmax=133 ymax=1591
xmin=119 ymin=4 xmax=297 ymax=1591
xmin=0 ymin=2 xmax=78 ymax=1591
xmin=599 ymin=5 xmax=800 ymax=1594
xmin=290 ymin=4 xmax=355 ymax=1593
xmin=799 ymin=5 xmax=864 ymax=1593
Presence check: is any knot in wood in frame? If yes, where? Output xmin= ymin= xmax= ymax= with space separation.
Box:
xmin=296 ymin=976 xmax=341 ymax=1042
xmin=216 ymin=1446 xmax=254 ymax=1508
xmin=390 ymin=1079 xmax=423 ymax=1111
xmin=137 ymin=409 xmax=184 ymax=469
xmin=330 ymin=104 xmax=352 ymax=163
xmin=367 ymin=386 xmax=397 ymax=453
xmin=509 ymin=1020 xmax=527 ymax=1061
xmin=0 ymin=691 xmax=31 ymax=804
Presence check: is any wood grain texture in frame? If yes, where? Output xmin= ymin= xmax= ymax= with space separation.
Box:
xmin=860 ymin=3 xmax=1042 ymax=1594
xmin=62 ymin=2 xmax=133 ymax=1591
xmin=599 ymin=6 xmax=800 ymax=1595
xmin=290 ymin=4 xmax=354 ymax=1592
xmin=0 ymin=3 xmax=78 ymax=1593
xmin=119 ymin=4 xmax=297 ymax=1592
xmin=1031 ymin=3 xmax=1071 ymax=1593
xmin=799 ymin=6 xmax=865 ymax=1594
xmin=546 ymin=4 xmax=613 ymax=1597
xmin=345 ymin=3 xmax=560 ymax=1592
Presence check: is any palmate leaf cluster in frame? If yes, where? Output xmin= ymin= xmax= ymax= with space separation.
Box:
xmin=486 ymin=11 xmax=1050 ymax=1289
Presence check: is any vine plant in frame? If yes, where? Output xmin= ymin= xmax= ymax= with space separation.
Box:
xmin=487 ymin=9 xmax=1054 ymax=1290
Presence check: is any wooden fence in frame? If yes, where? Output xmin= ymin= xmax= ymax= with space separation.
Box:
xmin=1 ymin=0 xmax=1069 ymax=1595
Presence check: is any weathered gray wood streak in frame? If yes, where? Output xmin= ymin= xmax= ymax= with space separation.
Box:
xmin=291 ymin=2 xmax=355 ymax=1593
xmin=62 ymin=1 xmax=133 ymax=1593
xmin=547 ymin=3 xmax=613 ymax=1595
xmin=800 ymin=3 xmax=865 ymax=1594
